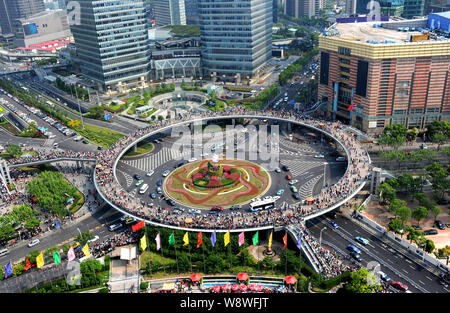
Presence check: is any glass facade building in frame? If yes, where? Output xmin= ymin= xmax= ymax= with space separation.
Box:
xmin=70 ymin=0 xmax=151 ymax=92
xmin=402 ymin=0 xmax=425 ymax=19
xmin=153 ymin=0 xmax=186 ymax=26
xmin=198 ymin=0 xmax=272 ymax=81
xmin=0 ymin=0 xmax=45 ymax=35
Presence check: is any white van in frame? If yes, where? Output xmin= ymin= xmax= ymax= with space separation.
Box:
xmin=53 ymin=143 xmax=59 ymax=148
xmin=336 ymin=157 xmax=346 ymax=162
xmin=108 ymin=223 xmax=122 ymax=231
xmin=73 ymin=135 xmax=83 ymax=141
xmin=139 ymin=183 xmax=149 ymax=194
xmin=0 ymin=248 xmax=9 ymax=257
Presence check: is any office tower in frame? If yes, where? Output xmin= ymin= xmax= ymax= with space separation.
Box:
xmin=402 ymin=0 xmax=425 ymax=18
xmin=318 ymin=19 xmax=450 ymax=134
xmin=70 ymin=0 xmax=151 ymax=93
xmin=284 ymin=0 xmax=316 ymax=18
xmin=198 ymin=0 xmax=272 ymax=82
xmin=0 ymin=0 xmax=45 ymax=35
xmin=153 ymin=0 xmax=186 ymax=26
xmin=185 ymin=0 xmax=199 ymax=25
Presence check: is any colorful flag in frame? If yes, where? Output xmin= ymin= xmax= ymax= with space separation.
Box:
xmin=4 ymin=261 xmax=12 ymax=278
xmin=36 ymin=252 xmax=44 ymax=269
xmin=252 ymin=232 xmax=259 ymax=246
xmin=53 ymin=251 xmax=61 ymax=265
xmin=224 ymin=230 xmax=230 ymax=247
xmin=210 ymin=231 xmax=216 ymax=247
xmin=283 ymin=233 xmax=287 ymax=250
xmin=238 ymin=232 xmax=245 ymax=247
xmin=168 ymin=233 xmax=175 ymax=246
xmin=24 ymin=257 xmax=31 ymax=271
xmin=296 ymin=236 xmax=302 ymax=250
xmin=155 ymin=233 xmax=161 ymax=251
xmin=82 ymin=243 xmax=90 ymax=258
xmin=183 ymin=232 xmax=189 ymax=246
xmin=197 ymin=232 xmax=202 ymax=248
xmin=132 ymin=220 xmax=145 ymax=232
xmin=67 ymin=247 xmax=75 ymax=261
xmin=268 ymin=231 xmax=273 ymax=249
xmin=140 ymin=235 xmax=147 ymax=251
xmin=347 ymin=104 xmax=354 ymax=111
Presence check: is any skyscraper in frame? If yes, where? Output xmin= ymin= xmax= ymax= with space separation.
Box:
xmin=284 ymin=0 xmax=317 ymax=18
xmin=185 ymin=0 xmax=199 ymax=25
xmin=70 ymin=0 xmax=151 ymax=93
xmin=153 ymin=0 xmax=186 ymax=26
xmin=403 ymin=0 xmax=425 ymax=18
xmin=198 ymin=0 xmax=272 ymax=82
xmin=0 ymin=0 xmax=45 ymax=35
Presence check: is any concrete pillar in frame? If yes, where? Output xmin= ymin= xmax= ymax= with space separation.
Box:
xmin=231 ymin=119 xmax=235 ymax=126
xmin=133 ymin=144 xmax=138 ymax=152
xmin=287 ymin=122 xmax=292 ymax=131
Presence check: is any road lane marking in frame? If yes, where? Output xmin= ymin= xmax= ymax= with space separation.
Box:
xmin=367 ymin=243 xmax=375 ymax=248
xmin=354 ymin=229 xmax=360 ymax=234
xmin=425 ymin=276 xmax=433 ymax=281
xmin=388 ymin=259 xmax=394 ymax=263
xmin=419 ymin=280 xmax=425 ymax=285
xmin=409 ymin=265 xmax=415 ymax=270
xmin=405 ymin=259 xmax=413 ymax=264
xmin=402 ymin=269 xmax=408 ymax=274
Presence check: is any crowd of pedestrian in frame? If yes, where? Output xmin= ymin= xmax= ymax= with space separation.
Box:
xmin=91 ymin=230 xmax=138 ymax=259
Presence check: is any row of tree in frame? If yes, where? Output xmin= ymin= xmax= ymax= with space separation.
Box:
xmin=55 ymin=78 xmax=89 ymax=102
xmin=0 ymin=204 xmax=40 ymax=243
xmin=278 ymin=48 xmax=318 ymax=86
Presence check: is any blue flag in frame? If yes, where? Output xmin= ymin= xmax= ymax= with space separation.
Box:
xmin=210 ymin=231 xmax=216 ymax=247
xmin=56 ymin=221 xmax=60 ymax=228
xmin=4 ymin=261 xmax=12 ymax=278
xmin=296 ymin=236 xmax=302 ymax=250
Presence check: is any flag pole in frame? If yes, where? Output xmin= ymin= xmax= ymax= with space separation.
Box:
xmin=285 ymin=231 xmax=288 ymax=276
xmin=145 ymin=228 xmax=152 ymax=276
xmin=201 ymin=237 xmax=206 ymax=274
xmin=173 ymin=233 xmax=179 ymax=274
xmin=160 ymin=243 xmax=166 ymax=274
xmin=188 ymin=242 xmax=192 ymax=273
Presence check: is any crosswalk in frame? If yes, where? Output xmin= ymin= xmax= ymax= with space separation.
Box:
xmin=298 ymin=174 xmax=323 ymax=199
xmin=118 ymin=170 xmax=133 ymax=188
xmin=43 ymin=139 xmax=55 ymax=147
xmin=119 ymin=147 xmax=191 ymax=172
xmin=280 ymin=159 xmax=324 ymax=178
xmin=279 ymin=137 xmax=318 ymax=154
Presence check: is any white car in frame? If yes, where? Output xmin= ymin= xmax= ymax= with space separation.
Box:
xmin=188 ymin=157 xmax=197 ymax=162
xmin=27 ymin=239 xmax=40 ymax=248
xmin=314 ymin=154 xmax=325 ymax=158
xmin=288 ymin=179 xmax=299 ymax=185
xmin=188 ymin=208 xmax=201 ymax=214
xmin=146 ymin=170 xmax=154 ymax=177
xmin=88 ymin=235 xmax=100 ymax=243
xmin=162 ymin=170 xmax=170 ymax=177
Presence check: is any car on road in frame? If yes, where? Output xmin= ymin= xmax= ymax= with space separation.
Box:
xmin=188 ymin=208 xmax=201 ymax=214
xmin=156 ymin=179 xmax=163 ymax=186
xmin=27 ymin=239 xmax=40 ymax=248
xmin=211 ymin=206 xmax=224 ymax=212
xmin=435 ymin=220 xmax=445 ymax=230
xmin=229 ymin=205 xmax=241 ymax=210
xmin=328 ymin=221 xmax=339 ymax=229
xmin=88 ymin=235 xmax=100 ymax=243
xmin=175 ymin=161 xmax=185 ymax=168
xmin=282 ymin=165 xmax=290 ymax=171
xmin=122 ymin=217 xmax=135 ymax=225
xmin=150 ymin=193 xmax=156 ymax=199
xmin=346 ymin=244 xmax=361 ymax=254
xmin=275 ymin=167 xmax=281 ymax=173
xmin=276 ymin=189 xmax=285 ymax=196
xmin=134 ymin=174 xmax=141 ymax=180
xmin=314 ymin=154 xmax=325 ymax=158
xmin=146 ymin=170 xmax=154 ymax=177
xmin=424 ymin=229 xmax=438 ymax=235
xmin=391 ymin=281 xmax=408 ymax=291
xmin=355 ymin=237 xmax=369 ymax=245
xmin=288 ymin=179 xmax=298 ymax=185
xmin=82 ymin=140 xmax=88 ymax=144
xmin=378 ymin=271 xmax=391 ymax=282
xmin=350 ymin=252 xmax=362 ymax=262
xmin=156 ymin=187 xmax=163 ymax=194
xmin=108 ymin=223 xmax=122 ymax=231
xmin=188 ymin=157 xmax=197 ymax=162
xmin=293 ymin=193 xmax=300 ymax=200
xmin=286 ymin=174 xmax=292 ymax=180
xmin=290 ymin=185 xmax=298 ymax=193
xmin=162 ymin=170 xmax=170 ymax=177
xmin=135 ymin=179 xmax=144 ymax=186
xmin=167 ymin=199 xmax=176 ymax=206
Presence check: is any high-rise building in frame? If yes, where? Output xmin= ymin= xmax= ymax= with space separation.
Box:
xmin=273 ymin=0 xmax=278 ymax=23
xmin=70 ymin=0 xmax=151 ymax=93
xmin=318 ymin=19 xmax=450 ymax=134
xmin=0 ymin=0 xmax=45 ymax=35
xmin=153 ymin=0 xmax=186 ymax=26
xmin=402 ymin=0 xmax=425 ymax=18
xmin=198 ymin=0 xmax=272 ymax=82
xmin=284 ymin=0 xmax=320 ymax=18
xmin=185 ymin=0 xmax=199 ymax=25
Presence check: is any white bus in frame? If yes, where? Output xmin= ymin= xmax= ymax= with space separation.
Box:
xmin=139 ymin=184 xmax=149 ymax=194
xmin=249 ymin=196 xmax=279 ymax=212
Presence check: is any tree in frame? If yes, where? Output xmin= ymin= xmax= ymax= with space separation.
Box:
xmin=80 ymin=259 xmax=103 ymax=287
xmin=157 ymin=115 xmax=164 ymax=121
xmin=426 ymin=120 xmax=450 ymax=149
xmin=377 ymin=183 xmax=396 ymax=206
xmin=87 ymin=106 xmax=104 ymax=119
xmin=395 ymin=206 xmax=411 ymax=231
xmin=6 ymin=144 xmax=22 ymax=158
xmin=75 ymin=230 xmax=94 ymax=246
xmin=389 ymin=198 xmax=407 ymax=218
xmin=430 ymin=206 xmax=442 ymax=221
xmin=426 ymin=162 xmax=450 ymax=200
xmin=345 ymin=268 xmax=381 ymax=293
xmin=406 ymin=227 xmax=423 ymax=244
xmin=388 ymin=219 xmax=403 ymax=234
xmin=411 ymin=206 xmax=428 ymax=227
xmin=379 ymin=124 xmax=408 ymax=150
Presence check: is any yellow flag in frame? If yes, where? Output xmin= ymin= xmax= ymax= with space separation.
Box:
xmin=36 ymin=252 xmax=44 ymax=268
xmin=82 ymin=243 xmax=90 ymax=258
xmin=183 ymin=232 xmax=189 ymax=246
xmin=224 ymin=230 xmax=230 ymax=247
xmin=268 ymin=231 xmax=273 ymax=249
xmin=140 ymin=235 xmax=147 ymax=251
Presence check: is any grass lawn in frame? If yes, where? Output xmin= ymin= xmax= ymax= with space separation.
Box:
xmin=0 ymin=119 xmax=20 ymax=135
xmin=74 ymin=123 xmax=125 ymax=148
xmin=140 ymin=251 xmax=176 ymax=270
xmin=165 ymin=25 xmax=200 ymax=37
xmin=124 ymin=141 xmax=154 ymax=157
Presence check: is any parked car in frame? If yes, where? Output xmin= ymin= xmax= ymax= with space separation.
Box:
xmin=229 ymin=205 xmax=241 ymax=211
xmin=424 ymin=229 xmax=438 ymax=235
xmin=188 ymin=208 xmax=201 ymax=214
xmin=437 ymin=198 xmax=449 ymax=205
xmin=314 ymin=154 xmax=325 ymax=158
xmin=211 ymin=206 xmax=224 ymax=212
xmin=435 ymin=220 xmax=445 ymax=230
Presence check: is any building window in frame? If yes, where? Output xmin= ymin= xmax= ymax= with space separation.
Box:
xmin=426 ymin=107 xmax=440 ymax=113
xmin=338 ymin=47 xmax=351 ymax=56
xmin=408 ymin=116 xmax=422 ymax=127
xmin=411 ymin=108 xmax=423 ymax=114
xmin=397 ymin=81 xmax=409 ymax=88
xmin=339 ymin=58 xmax=351 ymax=65
xmin=424 ymin=116 xmax=439 ymax=125
xmin=397 ymin=90 xmax=409 ymax=97
xmin=393 ymin=109 xmax=406 ymax=115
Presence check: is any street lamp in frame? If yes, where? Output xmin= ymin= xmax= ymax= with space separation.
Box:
xmin=319 ymin=226 xmax=327 ymax=246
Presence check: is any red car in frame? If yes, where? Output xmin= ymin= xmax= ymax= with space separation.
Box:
xmin=286 ymin=174 xmax=292 ymax=180
xmin=391 ymin=281 xmax=408 ymax=291
xmin=211 ymin=206 xmax=223 ymax=211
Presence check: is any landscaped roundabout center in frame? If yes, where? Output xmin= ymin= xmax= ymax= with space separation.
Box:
xmin=164 ymin=158 xmax=271 ymax=208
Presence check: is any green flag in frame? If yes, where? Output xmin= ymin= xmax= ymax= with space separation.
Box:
xmin=168 ymin=233 xmax=175 ymax=246
xmin=252 ymin=232 xmax=258 ymax=246
xmin=53 ymin=251 xmax=61 ymax=265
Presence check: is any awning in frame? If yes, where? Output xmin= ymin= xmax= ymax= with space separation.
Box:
xmin=306 ymin=197 xmax=314 ymax=202
xmin=190 ymin=273 xmax=202 ymax=282
xmin=237 ymin=272 xmax=249 ymax=281
xmin=284 ymin=276 xmax=297 ymax=284
xmin=185 ymin=218 xmax=193 ymax=224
